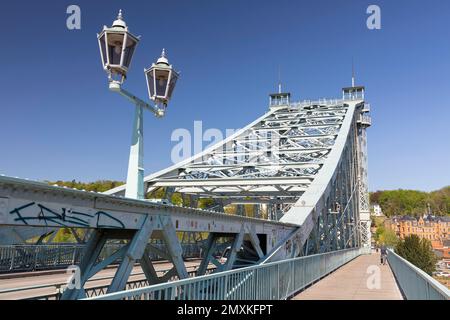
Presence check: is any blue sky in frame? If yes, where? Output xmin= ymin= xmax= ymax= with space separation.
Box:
xmin=1 ymin=0 xmax=449 ymax=192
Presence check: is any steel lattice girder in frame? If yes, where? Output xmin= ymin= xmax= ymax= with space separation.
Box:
xmin=106 ymin=102 xmax=352 ymax=206
xmin=103 ymin=98 xmax=370 ymax=259
xmin=262 ymin=100 xmax=370 ymax=261
xmin=103 ymin=98 xmax=370 ymax=257
xmin=0 ymin=98 xmax=370 ymax=255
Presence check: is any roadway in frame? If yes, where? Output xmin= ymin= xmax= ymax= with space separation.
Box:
xmin=0 ymin=259 xmax=204 ymax=300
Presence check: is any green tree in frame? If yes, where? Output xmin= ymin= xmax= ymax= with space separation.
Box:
xmin=378 ymin=228 xmax=398 ymax=247
xmin=395 ymin=235 xmax=438 ymax=275
xmin=374 ymin=225 xmax=385 ymax=244
xmin=52 ymin=228 xmax=77 ymax=243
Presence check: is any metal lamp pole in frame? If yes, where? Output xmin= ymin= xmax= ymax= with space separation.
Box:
xmin=98 ymin=11 xmax=179 ymax=200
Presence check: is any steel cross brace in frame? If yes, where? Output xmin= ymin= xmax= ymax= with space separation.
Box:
xmin=221 ymin=225 xmax=245 ymax=272
xmin=61 ymin=229 xmax=109 ymax=300
xmin=62 ymin=215 xmax=193 ymax=299
xmin=106 ymin=215 xmax=156 ymax=294
xmin=138 ymin=215 xmax=189 ymax=285
xmin=61 ymin=217 xmax=156 ymax=299
xmin=197 ymin=225 xmax=265 ymax=275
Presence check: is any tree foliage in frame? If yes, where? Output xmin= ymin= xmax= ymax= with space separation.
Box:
xmin=370 ymin=186 xmax=450 ymax=217
xmin=47 ymin=179 xmax=124 ymax=193
xmin=395 ymin=235 xmax=438 ymax=275
xmin=379 ymin=228 xmax=399 ymax=247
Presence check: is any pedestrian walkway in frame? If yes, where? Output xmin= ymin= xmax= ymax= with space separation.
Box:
xmin=293 ymin=253 xmax=403 ymax=300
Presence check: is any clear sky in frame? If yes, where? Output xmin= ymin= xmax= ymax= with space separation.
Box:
xmin=1 ymin=0 xmax=449 ymax=192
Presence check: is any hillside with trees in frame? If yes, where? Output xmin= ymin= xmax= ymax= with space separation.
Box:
xmin=47 ymin=180 xmax=124 ymax=193
xmin=47 ymin=180 xmax=215 ymax=209
xmin=48 ymin=180 xmax=449 ymax=218
xmin=370 ymin=186 xmax=450 ymax=217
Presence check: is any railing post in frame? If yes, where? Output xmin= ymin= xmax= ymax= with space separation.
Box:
xmin=224 ymin=273 xmax=228 ymax=300
xmin=57 ymin=246 xmax=62 ymax=266
xmin=277 ymin=264 xmax=280 ymax=300
xmin=33 ymin=246 xmax=39 ymax=271
xmin=292 ymin=259 xmax=296 ymax=295
xmin=256 ymin=269 xmax=260 ymax=300
xmin=72 ymin=246 xmax=76 ymax=265
xmin=55 ymin=285 xmax=63 ymax=300
xmin=10 ymin=247 xmax=16 ymax=271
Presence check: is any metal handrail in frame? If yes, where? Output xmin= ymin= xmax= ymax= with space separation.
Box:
xmin=0 ymin=265 xmax=216 ymax=300
xmin=290 ymin=99 xmax=344 ymax=108
xmin=0 ymin=264 xmax=193 ymax=295
xmin=0 ymin=243 xmax=203 ymax=273
xmin=358 ymin=115 xmax=372 ymax=125
xmin=387 ymin=249 xmax=449 ymax=300
xmin=86 ymin=248 xmax=365 ymax=300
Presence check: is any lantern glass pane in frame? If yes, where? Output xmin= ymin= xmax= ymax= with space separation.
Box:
xmin=146 ymin=69 xmax=155 ymax=97
xmin=107 ymin=32 xmax=125 ymax=65
xmin=99 ymin=34 xmax=107 ymax=65
xmin=123 ymin=37 xmax=137 ymax=68
xmin=167 ymin=72 xmax=178 ymax=100
xmin=155 ymin=69 xmax=170 ymax=97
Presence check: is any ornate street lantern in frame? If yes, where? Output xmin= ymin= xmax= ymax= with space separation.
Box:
xmin=96 ymin=10 xmax=180 ymax=200
xmin=97 ymin=10 xmax=140 ymax=82
xmin=145 ymin=49 xmax=179 ymax=106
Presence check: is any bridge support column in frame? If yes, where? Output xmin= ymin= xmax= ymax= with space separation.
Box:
xmin=61 ymin=229 xmax=108 ymax=300
xmin=190 ymin=196 xmax=199 ymax=208
xmin=160 ymin=216 xmax=189 ymax=279
xmin=140 ymin=247 xmax=162 ymax=284
xmin=221 ymin=226 xmax=245 ymax=272
xmin=62 ymin=216 xmax=158 ymax=300
xmin=246 ymin=225 xmax=264 ymax=260
xmin=107 ymin=216 xmax=156 ymax=293
xmin=236 ymin=205 xmax=245 ymax=216
xmin=356 ymin=105 xmax=371 ymax=249
xmin=164 ymin=187 xmax=175 ymax=203
xmin=138 ymin=216 xmax=189 ymax=285
xmin=197 ymin=233 xmax=219 ymax=276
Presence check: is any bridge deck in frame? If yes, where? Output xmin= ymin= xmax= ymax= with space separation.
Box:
xmin=293 ymin=253 xmax=403 ymax=300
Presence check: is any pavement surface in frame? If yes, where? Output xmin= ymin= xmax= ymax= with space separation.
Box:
xmin=293 ymin=253 xmax=403 ymax=300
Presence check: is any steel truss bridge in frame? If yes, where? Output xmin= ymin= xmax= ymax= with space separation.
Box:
xmin=0 ymin=86 xmax=372 ymax=300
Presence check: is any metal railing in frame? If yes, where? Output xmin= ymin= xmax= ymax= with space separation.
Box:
xmin=361 ymin=103 xmax=370 ymax=113
xmin=87 ymin=247 xmax=365 ymax=300
xmin=290 ymin=99 xmax=344 ymax=108
xmin=0 ymin=243 xmax=203 ymax=273
xmin=357 ymin=115 xmax=372 ymax=126
xmin=0 ymin=265 xmax=215 ymax=300
xmin=0 ymin=244 xmax=84 ymax=272
xmin=387 ymin=249 xmax=450 ymax=300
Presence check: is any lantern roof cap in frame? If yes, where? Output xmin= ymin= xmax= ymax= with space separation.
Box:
xmin=156 ymin=49 xmax=170 ymax=65
xmin=112 ymin=9 xmax=127 ymax=29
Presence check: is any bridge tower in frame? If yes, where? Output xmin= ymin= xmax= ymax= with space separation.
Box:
xmin=343 ymin=85 xmax=372 ymax=249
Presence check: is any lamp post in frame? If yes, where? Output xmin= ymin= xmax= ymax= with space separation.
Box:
xmin=97 ymin=10 xmax=179 ymax=199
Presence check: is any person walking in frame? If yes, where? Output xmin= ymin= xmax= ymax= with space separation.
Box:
xmin=380 ymin=245 xmax=387 ymax=265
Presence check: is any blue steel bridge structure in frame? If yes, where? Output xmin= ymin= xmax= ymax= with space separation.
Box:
xmin=0 ymin=85 xmax=374 ymax=299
